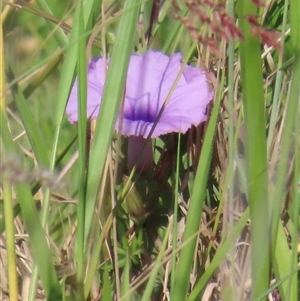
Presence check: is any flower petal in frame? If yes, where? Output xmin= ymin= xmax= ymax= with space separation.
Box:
xmin=124 ymin=52 xmax=189 ymax=121
xmin=66 ymin=51 xmax=212 ymax=138
xmin=118 ymin=52 xmax=212 ymax=137
xmin=66 ymin=58 xmax=108 ymax=123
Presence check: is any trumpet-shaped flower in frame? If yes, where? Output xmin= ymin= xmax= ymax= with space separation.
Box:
xmin=66 ymin=51 xmax=212 ymax=171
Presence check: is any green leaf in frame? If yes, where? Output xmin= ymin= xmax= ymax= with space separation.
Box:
xmin=237 ymin=1 xmax=270 ymax=299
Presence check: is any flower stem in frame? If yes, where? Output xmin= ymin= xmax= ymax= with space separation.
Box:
xmin=127 ymin=136 xmax=153 ymax=172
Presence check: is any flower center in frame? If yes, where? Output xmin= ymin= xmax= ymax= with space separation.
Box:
xmin=124 ymin=93 xmax=157 ymax=123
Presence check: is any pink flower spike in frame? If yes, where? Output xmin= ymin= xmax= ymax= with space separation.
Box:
xmin=66 ymin=51 xmax=212 ymax=171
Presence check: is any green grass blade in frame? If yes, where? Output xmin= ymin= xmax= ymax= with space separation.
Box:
xmin=23 ymin=51 xmax=63 ymax=98
xmin=15 ymin=184 xmax=63 ymax=300
xmin=290 ymin=0 xmax=300 ymax=51
xmin=75 ymin=1 xmax=88 ymax=299
xmin=120 ymin=251 xmax=131 ymax=301
xmin=140 ymin=225 xmax=171 ymax=301
xmin=2 ymin=180 xmax=18 ymax=301
xmin=251 ymin=266 xmax=300 ymax=301
xmin=171 ymin=66 xmax=223 ymax=301
xmin=5 ymin=53 xmax=59 ymax=300
xmin=288 ymin=141 xmax=299 ymax=301
xmin=49 ymin=2 xmax=103 ymax=213
xmin=83 ymin=0 xmax=140 ymax=245
xmin=81 ymin=0 xmax=102 ymax=34
xmin=1 ymin=18 xmax=18 ymax=299
xmin=36 ymin=0 xmax=69 ymax=48
xmin=226 ymin=1 xmax=239 ymax=298
xmin=102 ymin=264 xmax=113 ymax=301
xmin=267 ymin=0 xmax=289 ymax=155
xmin=274 ymin=223 xmax=296 ymax=300
xmin=269 ymin=5 xmax=300 ymax=298
xmin=52 ymin=0 xmax=103 ymax=152
xmin=187 ymin=209 xmax=250 ymax=301
xmin=289 ymin=119 xmax=299 ymax=300
xmin=0 ymin=121 xmax=62 ymax=301
xmin=6 ymin=66 xmax=49 ymax=166
xmin=237 ymin=1 xmax=270 ymax=299
xmin=271 ymin=52 xmax=300 ymax=301
xmin=162 ymin=8 xmax=188 ymax=54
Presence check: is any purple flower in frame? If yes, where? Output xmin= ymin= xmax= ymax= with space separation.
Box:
xmin=66 ymin=51 xmax=212 ymax=171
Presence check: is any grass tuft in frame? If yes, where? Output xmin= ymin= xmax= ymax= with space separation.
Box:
xmin=1 ymin=0 xmax=299 ymax=300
